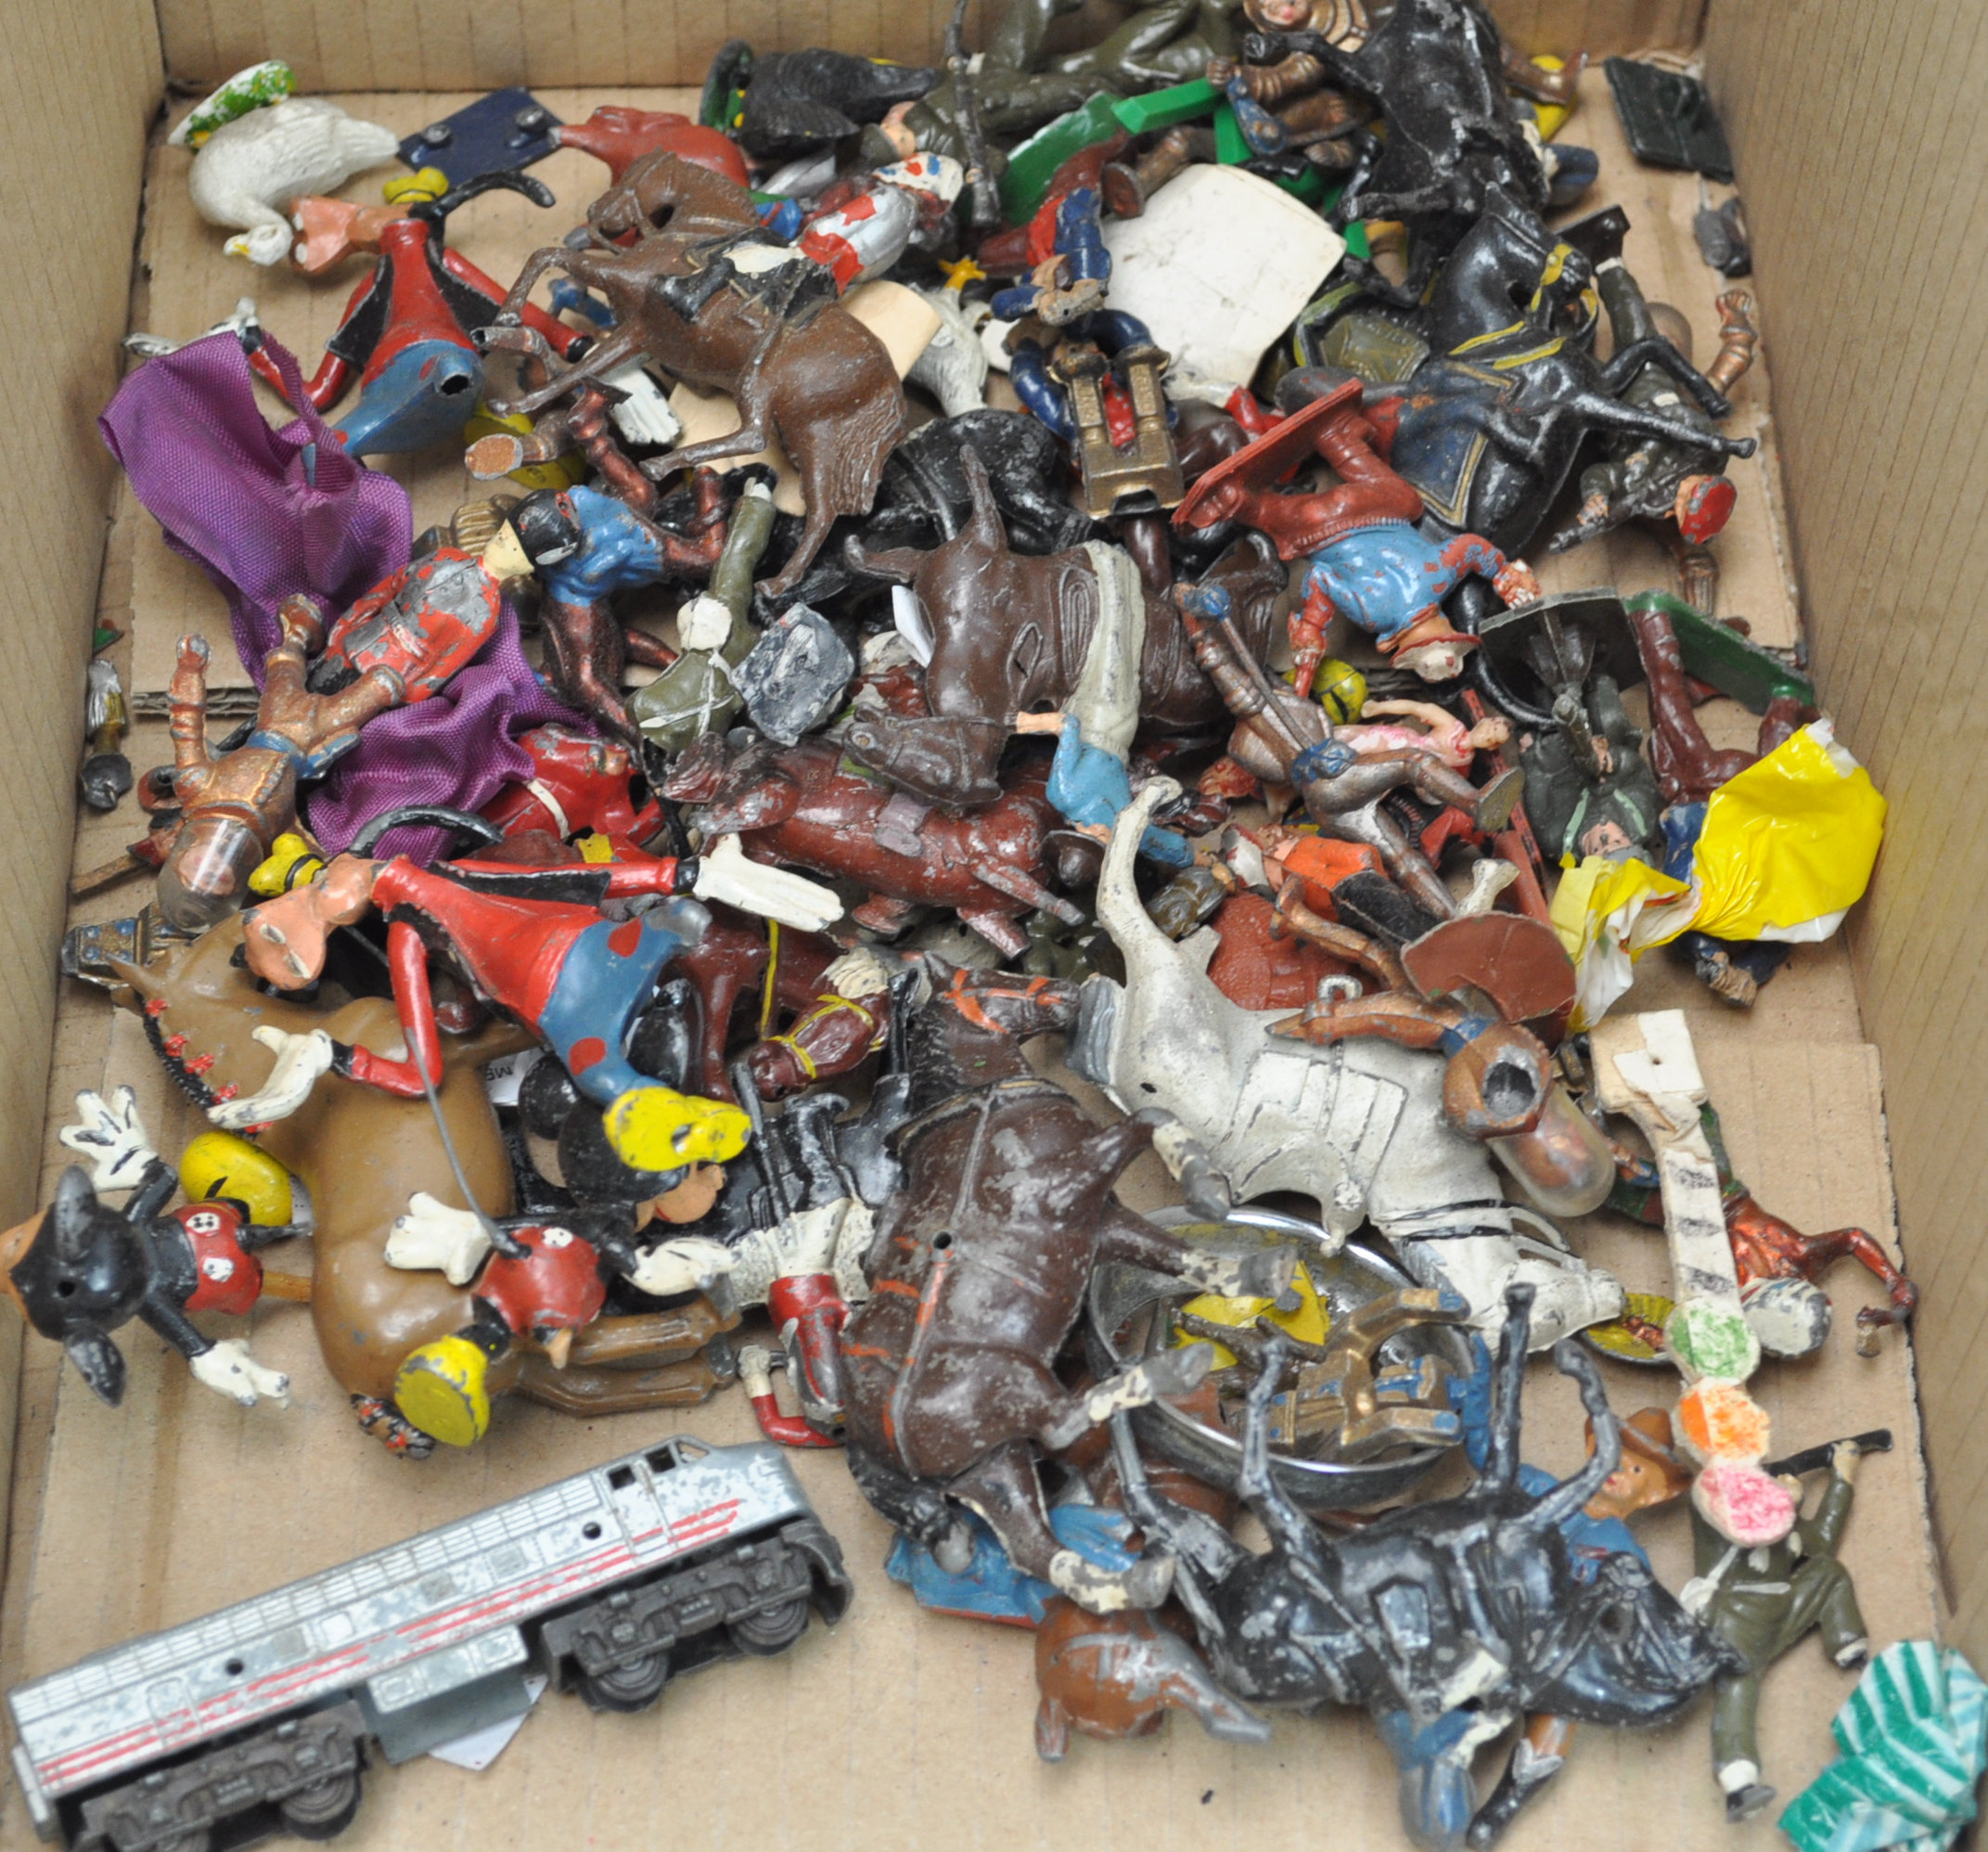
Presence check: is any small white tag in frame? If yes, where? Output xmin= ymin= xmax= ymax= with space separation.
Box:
xmin=427 ymin=1675 xmax=547 ymax=1772
xmin=892 ymin=585 xmax=934 ymax=665
xmin=481 ymin=1049 xmax=539 ymax=1109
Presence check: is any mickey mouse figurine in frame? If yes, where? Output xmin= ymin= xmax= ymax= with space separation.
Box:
xmin=0 ymin=1088 xmax=301 ymax=1409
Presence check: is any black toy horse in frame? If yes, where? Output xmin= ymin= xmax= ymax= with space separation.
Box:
xmin=1117 ymin=1284 xmax=1740 ymax=1852
xmin=1379 ymin=193 xmax=1759 ymax=593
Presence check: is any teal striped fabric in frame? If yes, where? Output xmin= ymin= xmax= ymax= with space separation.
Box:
xmin=1781 ymin=1641 xmax=1988 ymax=1852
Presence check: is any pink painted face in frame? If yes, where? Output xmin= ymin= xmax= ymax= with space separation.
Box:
xmin=1248 ymin=0 xmax=1318 ymax=26
xmin=241 ymin=856 xmax=378 ymax=990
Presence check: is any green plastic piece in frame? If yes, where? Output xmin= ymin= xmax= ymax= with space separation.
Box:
xmin=998 ymin=91 xmax=1124 ymax=223
xmin=1110 ymin=78 xmax=1218 ymax=135
xmin=1212 ymin=99 xmax=1250 ymax=166
xmin=1280 ymin=164 xmax=1327 ymax=206
xmin=1343 ymin=220 xmax=1370 ymax=260
xmin=1624 ymin=589 xmax=1815 ymax=714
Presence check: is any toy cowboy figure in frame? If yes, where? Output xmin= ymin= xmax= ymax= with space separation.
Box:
xmin=1174 ymin=372 xmax=1541 ymax=688
xmin=1685 ymin=1439 xmax=1871 ymax=1823
xmin=214 ymin=837 xmax=839 ymax=1177
xmin=148 ymin=521 xmax=530 ymax=932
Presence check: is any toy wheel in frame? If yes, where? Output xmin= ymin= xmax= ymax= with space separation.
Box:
xmin=280 ymin=1768 xmax=363 ymax=1840
xmin=729 ymin=1594 xmax=810 ymax=1656
xmin=576 ymin=1651 xmax=671 ymax=1712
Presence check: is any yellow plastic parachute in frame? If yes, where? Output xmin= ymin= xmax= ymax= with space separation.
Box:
xmin=1687 ymin=720 xmax=1887 ymax=942
xmin=1551 ymin=722 xmax=1885 ymax=1028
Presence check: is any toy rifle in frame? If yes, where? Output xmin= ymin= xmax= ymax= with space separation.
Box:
xmin=947 ymin=0 xmax=1001 ymax=230
xmin=1762 ymin=1429 xmax=1892 ymax=1479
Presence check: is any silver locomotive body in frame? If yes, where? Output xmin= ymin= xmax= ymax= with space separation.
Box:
xmin=9 ymin=1437 xmax=849 ymax=1849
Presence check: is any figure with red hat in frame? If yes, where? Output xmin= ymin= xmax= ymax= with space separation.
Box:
xmin=1174 ymin=370 xmax=1543 ymax=690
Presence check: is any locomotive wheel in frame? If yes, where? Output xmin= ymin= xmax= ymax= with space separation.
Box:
xmin=279 ymin=1767 xmax=364 ymax=1840
xmin=729 ymin=1594 xmax=811 ymax=1656
xmin=575 ymin=1651 xmax=671 ymax=1712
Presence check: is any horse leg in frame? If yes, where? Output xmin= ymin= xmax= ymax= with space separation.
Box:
xmin=1093 ymin=1203 xmax=1296 ymax=1302
xmin=677 ymin=920 xmax=768 ymax=1099
xmin=515 ymin=1353 xmax=724 ymax=1414
xmin=950 ymin=1441 xmax=1173 ymax=1614
xmin=485 ymin=323 xmax=650 ymax=418
xmin=1559 ymin=388 xmax=1757 ymax=458
xmin=758 ymin=469 xmax=840 ymax=597
xmin=1598 ymin=335 xmax=1733 ymax=419
xmin=659 ymin=356 xmax=778 ymax=475
xmin=1233 ymin=1339 xmax=1336 ymax=1580
xmin=494 ymin=243 xmax=573 ymax=326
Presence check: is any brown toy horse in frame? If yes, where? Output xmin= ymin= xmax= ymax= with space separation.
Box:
xmin=487 ymin=150 xmax=904 ymax=597
xmin=838 ymin=966 xmax=1295 ymax=1614
xmin=664 ymin=731 xmax=1083 ymax=958
xmin=104 ymin=917 xmax=735 ymax=1453
xmin=840 ymin=450 xmax=1287 ymax=806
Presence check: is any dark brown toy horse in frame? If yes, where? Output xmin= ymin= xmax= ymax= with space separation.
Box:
xmin=664 ymin=731 xmax=1081 ymax=958
xmin=840 ymin=449 xmax=1287 ymax=806
xmin=838 ymin=966 xmax=1295 ymax=1614
xmin=488 ymin=150 xmax=904 ymax=597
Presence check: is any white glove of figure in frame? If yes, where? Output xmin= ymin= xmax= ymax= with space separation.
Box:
xmin=601 ymin=363 xmax=683 ymax=447
xmin=189 ymin=1338 xmax=290 ymax=1408
xmin=627 ymin=1236 xmax=737 ymax=1299
xmin=58 ymin=1087 xmax=159 ymax=1191
xmin=207 ymin=1027 xmax=337 ymax=1129
xmin=693 ymin=833 xmax=842 ymax=932
xmin=386 ymin=1193 xmax=494 ymax=1286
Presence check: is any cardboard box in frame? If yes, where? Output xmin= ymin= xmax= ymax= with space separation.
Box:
xmin=0 ymin=5 xmax=1980 ymax=1848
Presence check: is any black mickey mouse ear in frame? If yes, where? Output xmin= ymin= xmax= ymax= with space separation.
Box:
xmin=65 ymin=1328 xmax=127 ymax=1407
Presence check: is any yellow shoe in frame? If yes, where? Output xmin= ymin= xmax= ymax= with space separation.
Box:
xmin=604 ymin=1087 xmax=750 ymax=1171
xmin=177 ymin=1130 xmax=294 ymax=1226
xmin=391 ymin=1334 xmax=492 ymax=1448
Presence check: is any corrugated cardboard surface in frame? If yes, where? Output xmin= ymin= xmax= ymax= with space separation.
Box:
xmin=1704 ymin=0 xmax=1988 ymax=1666
xmin=149 ymin=0 xmax=1707 ymax=94
xmin=0 ymin=1 xmax=162 ymax=1552
xmin=0 ymin=17 xmax=1954 ymax=1852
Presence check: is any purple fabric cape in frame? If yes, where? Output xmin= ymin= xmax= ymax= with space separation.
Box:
xmin=99 ymin=331 xmax=584 ymax=864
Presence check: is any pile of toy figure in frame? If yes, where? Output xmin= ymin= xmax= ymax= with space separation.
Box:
xmin=12 ymin=7 xmax=1977 ymax=1852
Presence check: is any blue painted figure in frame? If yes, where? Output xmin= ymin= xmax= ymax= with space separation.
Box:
xmin=507 ymin=479 xmax=726 ymax=745
xmin=885 ymin=1504 xmax=1137 ymax=1627
xmin=992 ymin=184 xmax=1110 ymax=326
xmin=1012 ymin=541 xmax=1194 ymax=868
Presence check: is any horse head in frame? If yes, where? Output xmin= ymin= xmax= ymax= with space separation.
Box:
xmin=1527 ymin=1551 xmax=1746 ymax=1725
xmin=904 ymin=965 xmax=1083 ymax=1107
xmin=664 ymin=730 xmax=806 ymax=836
